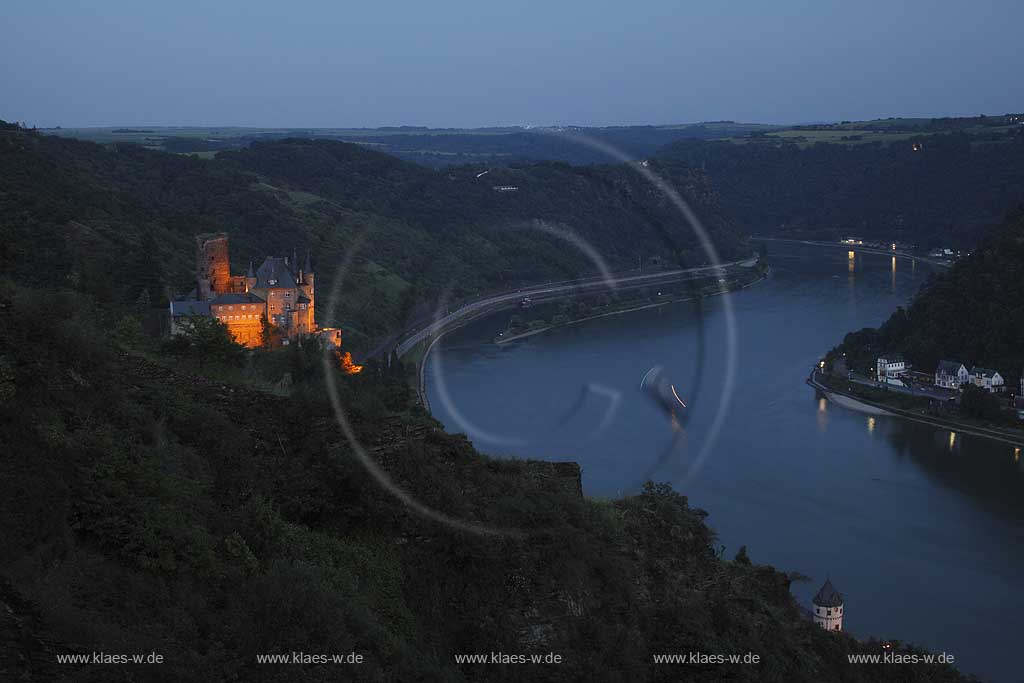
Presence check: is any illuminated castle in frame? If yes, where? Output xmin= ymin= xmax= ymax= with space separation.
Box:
xmin=171 ymin=233 xmax=340 ymax=349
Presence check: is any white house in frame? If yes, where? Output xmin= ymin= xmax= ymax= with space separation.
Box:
xmin=812 ymin=578 xmax=844 ymax=632
xmin=935 ymin=360 xmax=969 ymax=389
xmin=877 ymin=354 xmax=907 ymax=384
xmin=971 ymin=367 xmax=1005 ymax=393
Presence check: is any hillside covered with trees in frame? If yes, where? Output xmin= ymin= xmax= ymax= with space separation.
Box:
xmin=0 ymin=280 xmax=970 ymax=683
xmin=0 ymin=119 xmax=974 ymax=680
xmin=827 ymin=208 xmax=1024 ymax=385
xmin=658 ymin=126 xmax=1024 ymax=248
xmin=0 ymin=122 xmax=747 ymax=348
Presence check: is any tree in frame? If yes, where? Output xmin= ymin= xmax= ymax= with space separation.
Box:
xmin=959 ymin=384 xmax=1002 ymax=421
xmin=125 ymin=228 xmax=166 ymax=308
xmin=166 ymin=315 xmax=245 ymax=367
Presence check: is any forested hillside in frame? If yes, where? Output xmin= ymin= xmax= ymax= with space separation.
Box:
xmin=0 ymin=282 xmax=970 ymax=682
xmin=827 ymin=208 xmax=1024 ymax=381
xmin=0 ymin=122 xmax=746 ymax=347
xmin=0 ymin=117 xmax=980 ymax=680
xmin=659 ymin=129 xmax=1024 ymax=248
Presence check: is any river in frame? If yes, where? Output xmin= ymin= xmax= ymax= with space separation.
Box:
xmin=425 ymin=242 xmax=1024 ymax=682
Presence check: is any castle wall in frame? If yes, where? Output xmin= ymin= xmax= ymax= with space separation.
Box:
xmin=211 ymin=301 xmax=264 ymax=348
xmin=228 ymin=275 xmax=249 ymax=294
xmin=253 ymin=287 xmax=292 ymax=327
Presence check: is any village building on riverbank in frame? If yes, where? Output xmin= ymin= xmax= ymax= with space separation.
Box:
xmin=872 ymin=354 xmax=1012 ymax=396
xmin=970 ymin=367 xmax=1005 ymax=393
xmin=876 ymin=354 xmax=908 ymax=385
xmin=935 ymin=361 xmax=970 ymax=389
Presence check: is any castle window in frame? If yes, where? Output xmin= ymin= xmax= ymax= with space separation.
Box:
xmin=826 ymin=609 xmax=831 ymax=616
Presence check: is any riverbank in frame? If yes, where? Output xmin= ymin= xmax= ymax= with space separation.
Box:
xmin=495 ymin=267 xmax=769 ymax=346
xmin=751 ymin=236 xmax=953 ymax=269
xmin=414 ymin=267 xmax=769 ymax=412
xmin=399 ymin=256 xmax=763 ymax=410
xmin=808 ymin=369 xmax=1024 ymax=447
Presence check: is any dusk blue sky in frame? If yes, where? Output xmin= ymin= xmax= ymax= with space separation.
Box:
xmin=3 ymin=0 xmax=1022 ymax=128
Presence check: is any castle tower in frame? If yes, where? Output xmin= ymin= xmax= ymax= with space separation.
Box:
xmin=812 ymin=578 xmax=844 ymax=632
xmin=300 ymin=250 xmax=315 ymax=332
xmin=245 ymin=259 xmax=257 ymax=293
xmin=196 ymin=233 xmax=231 ymax=301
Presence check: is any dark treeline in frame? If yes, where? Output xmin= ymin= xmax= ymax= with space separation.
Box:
xmin=152 ymin=122 xmax=772 ymax=167
xmin=658 ymin=130 xmax=1024 ymax=248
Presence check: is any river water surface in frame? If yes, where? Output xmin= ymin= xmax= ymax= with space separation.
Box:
xmin=425 ymin=243 xmax=1024 ymax=682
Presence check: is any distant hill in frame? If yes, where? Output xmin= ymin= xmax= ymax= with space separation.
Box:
xmin=657 ymin=127 xmax=1024 ymax=248
xmin=0 ymin=122 xmax=748 ymax=347
xmin=47 ymin=121 xmax=779 ymax=167
xmin=827 ymin=208 xmax=1024 ymax=382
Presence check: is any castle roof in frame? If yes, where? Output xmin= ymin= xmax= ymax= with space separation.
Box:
xmin=813 ymin=578 xmax=843 ymax=608
xmin=971 ymin=367 xmax=1000 ymax=378
xmin=169 ymin=300 xmax=211 ymax=317
xmin=253 ymin=257 xmax=298 ymax=289
xmin=210 ymin=292 xmax=265 ymax=305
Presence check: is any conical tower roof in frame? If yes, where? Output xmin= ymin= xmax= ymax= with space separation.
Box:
xmin=813 ymin=578 xmax=843 ymax=608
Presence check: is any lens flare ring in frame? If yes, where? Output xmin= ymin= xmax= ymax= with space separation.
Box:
xmin=320 ymin=132 xmax=739 ymax=536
